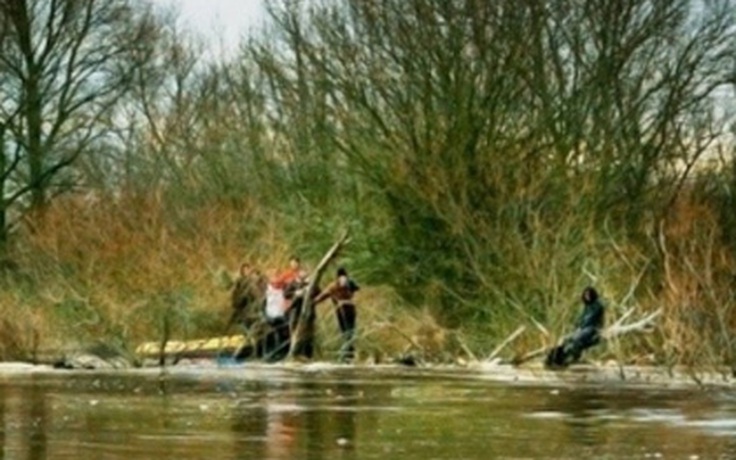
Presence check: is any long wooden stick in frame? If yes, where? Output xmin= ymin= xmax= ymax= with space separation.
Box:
xmin=288 ymin=230 xmax=351 ymax=359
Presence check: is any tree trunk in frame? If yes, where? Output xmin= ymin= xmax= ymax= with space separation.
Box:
xmin=0 ymin=125 xmax=7 ymax=256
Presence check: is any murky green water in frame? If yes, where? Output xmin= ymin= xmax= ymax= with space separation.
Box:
xmin=0 ymin=363 xmax=734 ymax=459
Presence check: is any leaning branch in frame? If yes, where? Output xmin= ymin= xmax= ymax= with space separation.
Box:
xmin=486 ymin=326 xmax=526 ymax=362
xmin=288 ymin=229 xmax=351 ymax=359
xmin=601 ymin=308 xmax=662 ymax=339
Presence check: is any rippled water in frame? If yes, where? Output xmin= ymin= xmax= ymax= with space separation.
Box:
xmin=0 ymin=363 xmax=735 ymax=459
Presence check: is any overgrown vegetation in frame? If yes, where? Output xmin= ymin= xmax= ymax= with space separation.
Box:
xmin=0 ymin=0 xmax=735 ymax=368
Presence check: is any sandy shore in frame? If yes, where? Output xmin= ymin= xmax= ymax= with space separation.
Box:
xmin=467 ymin=361 xmax=736 ymax=389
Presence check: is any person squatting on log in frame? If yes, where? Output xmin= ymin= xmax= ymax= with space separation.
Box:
xmin=315 ymin=267 xmax=360 ymax=362
xmin=546 ymin=286 xmax=605 ymax=368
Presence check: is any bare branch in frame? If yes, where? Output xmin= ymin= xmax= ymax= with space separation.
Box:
xmin=288 ymin=229 xmax=351 ymax=359
xmin=487 ymin=325 xmax=526 ymax=362
xmin=601 ymin=308 xmax=663 ymax=339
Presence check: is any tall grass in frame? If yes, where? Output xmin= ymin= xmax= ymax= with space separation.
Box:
xmin=1 ymin=191 xmax=266 ymax=357
xmin=0 ymin=163 xmax=733 ymax=368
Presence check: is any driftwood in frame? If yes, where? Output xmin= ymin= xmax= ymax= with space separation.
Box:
xmin=288 ymin=230 xmax=351 ymax=359
xmin=486 ymin=326 xmax=526 ymax=362
xmin=512 ymin=308 xmax=663 ymax=365
xmin=602 ymin=308 xmax=662 ymax=339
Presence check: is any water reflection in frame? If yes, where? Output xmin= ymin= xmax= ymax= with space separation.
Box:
xmin=230 ymin=383 xmax=267 ymax=459
xmin=0 ymin=368 xmax=733 ymax=459
xmin=0 ymin=381 xmax=48 ymax=460
xmin=225 ymin=373 xmax=365 ymax=459
xmin=524 ymin=386 xmax=736 ymax=458
xmin=331 ymin=380 xmax=359 ymax=453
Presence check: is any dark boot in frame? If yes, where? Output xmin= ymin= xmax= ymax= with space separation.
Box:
xmin=545 ymin=345 xmax=568 ymax=368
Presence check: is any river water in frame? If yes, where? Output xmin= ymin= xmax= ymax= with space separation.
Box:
xmin=0 ymin=363 xmax=735 ymax=459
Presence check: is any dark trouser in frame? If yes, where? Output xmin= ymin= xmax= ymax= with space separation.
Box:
xmin=262 ymin=316 xmax=290 ymax=362
xmin=336 ymin=303 xmax=356 ymax=361
xmin=564 ymin=326 xmax=600 ymax=358
xmin=546 ymin=326 xmax=600 ymax=367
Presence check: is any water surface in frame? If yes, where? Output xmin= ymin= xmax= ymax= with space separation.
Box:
xmin=0 ymin=364 xmax=734 ymax=459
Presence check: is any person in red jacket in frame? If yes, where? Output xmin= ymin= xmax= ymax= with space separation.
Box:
xmin=271 ymin=256 xmax=302 ymax=291
xmin=260 ymin=256 xmax=303 ymax=361
xmin=265 ymin=256 xmax=304 ymax=318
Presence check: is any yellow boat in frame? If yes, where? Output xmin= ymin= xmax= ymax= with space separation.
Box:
xmin=135 ymin=335 xmax=247 ymax=359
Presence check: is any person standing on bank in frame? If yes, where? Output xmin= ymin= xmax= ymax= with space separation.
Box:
xmin=271 ymin=256 xmax=302 ymax=292
xmin=228 ymin=262 xmax=267 ymax=331
xmin=546 ymin=286 xmax=605 ymax=367
xmin=260 ymin=256 xmax=303 ymax=361
xmin=315 ymin=267 xmax=360 ymax=362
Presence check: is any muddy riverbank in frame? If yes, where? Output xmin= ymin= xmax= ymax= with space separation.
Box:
xmin=1 ymin=359 xmax=733 ymax=390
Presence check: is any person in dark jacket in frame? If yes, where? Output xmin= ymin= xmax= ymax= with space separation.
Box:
xmin=228 ymin=262 xmax=267 ymax=331
xmin=546 ymin=286 xmax=605 ymax=367
xmin=315 ymin=267 xmax=360 ymax=362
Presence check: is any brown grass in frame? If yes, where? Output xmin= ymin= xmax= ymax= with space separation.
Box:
xmin=653 ymin=192 xmax=736 ymax=367
xmin=2 ymin=191 xmax=282 ymax=356
xmin=0 ymin=185 xmax=734 ymax=368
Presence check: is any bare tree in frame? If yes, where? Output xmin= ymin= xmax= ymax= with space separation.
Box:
xmin=245 ymin=0 xmax=736 ymax=322
xmin=0 ymin=0 xmax=155 ymax=246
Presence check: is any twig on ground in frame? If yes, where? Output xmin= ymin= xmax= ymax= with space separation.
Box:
xmin=455 ymin=335 xmax=478 ymax=362
xmin=513 ymin=345 xmax=548 ymax=365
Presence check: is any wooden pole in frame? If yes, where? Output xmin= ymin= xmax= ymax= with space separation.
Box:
xmin=288 ymin=230 xmax=351 ymax=359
